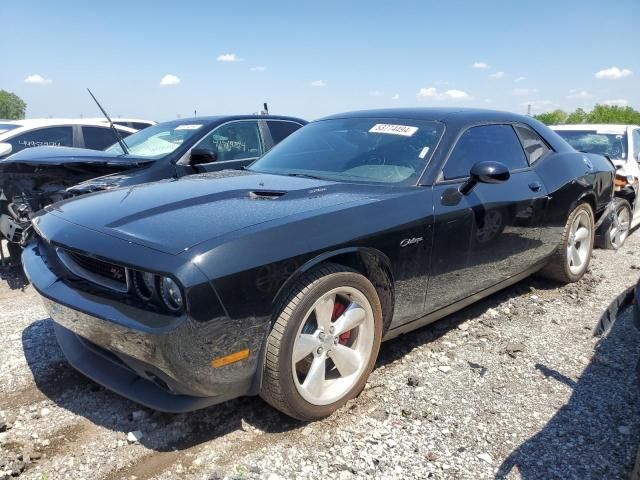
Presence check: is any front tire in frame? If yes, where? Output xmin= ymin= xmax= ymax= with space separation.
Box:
xmin=260 ymin=263 xmax=382 ymax=421
xmin=540 ymin=202 xmax=594 ymax=283
xmin=598 ymin=198 xmax=631 ymax=250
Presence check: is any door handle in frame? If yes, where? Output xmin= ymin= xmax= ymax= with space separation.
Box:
xmin=528 ymin=182 xmax=542 ymax=192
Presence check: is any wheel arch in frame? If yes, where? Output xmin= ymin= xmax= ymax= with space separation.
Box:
xmin=272 ymin=247 xmax=395 ymax=334
xmin=250 ymin=247 xmax=395 ymax=396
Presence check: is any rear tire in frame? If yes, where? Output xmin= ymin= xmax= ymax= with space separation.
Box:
xmin=7 ymin=241 xmax=22 ymax=266
xmin=539 ymin=202 xmax=594 ymax=283
xmin=597 ymin=198 xmax=631 ymax=250
xmin=260 ymin=263 xmax=382 ymax=421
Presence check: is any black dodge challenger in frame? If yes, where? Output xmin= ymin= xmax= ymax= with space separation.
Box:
xmin=23 ymin=108 xmax=615 ymax=420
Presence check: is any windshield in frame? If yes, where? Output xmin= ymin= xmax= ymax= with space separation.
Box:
xmin=249 ymin=118 xmax=444 ymax=185
xmin=105 ymin=121 xmax=205 ymax=159
xmin=555 ymin=130 xmax=628 ymax=159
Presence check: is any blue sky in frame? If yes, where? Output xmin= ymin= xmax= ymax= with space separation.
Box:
xmin=1 ymin=0 xmax=638 ymax=121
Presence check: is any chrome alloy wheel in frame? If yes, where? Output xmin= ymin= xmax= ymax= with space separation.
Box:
xmin=567 ymin=210 xmax=592 ymax=275
xmin=291 ymin=287 xmax=375 ymax=406
xmin=610 ymin=205 xmax=631 ymax=249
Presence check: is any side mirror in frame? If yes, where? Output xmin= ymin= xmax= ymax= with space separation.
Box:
xmin=460 ymin=161 xmax=510 ymax=195
xmin=0 ymin=143 xmax=12 ymax=158
xmin=190 ymin=148 xmax=217 ymax=166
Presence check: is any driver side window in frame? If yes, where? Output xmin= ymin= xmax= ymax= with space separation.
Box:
xmin=199 ymin=121 xmax=263 ymax=162
xmin=633 ymin=129 xmax=640 ymax=161
xmin=443 ymin=124 xmax=528 ymax=180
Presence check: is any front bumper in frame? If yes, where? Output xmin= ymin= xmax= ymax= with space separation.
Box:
xmin=23 ymin=241 xmax=267 ymax=412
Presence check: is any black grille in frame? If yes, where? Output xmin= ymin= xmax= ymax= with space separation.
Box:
xmin=66 ymin=251 xmax=127 ymax=286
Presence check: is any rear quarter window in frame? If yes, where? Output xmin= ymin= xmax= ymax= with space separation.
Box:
xmin=268 ymin=121 xmax=303 ymax=145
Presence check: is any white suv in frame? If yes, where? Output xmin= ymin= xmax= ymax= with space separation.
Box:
xmin=0 ymin=119 xmax=140 ymax=159
xmin=552 ymin=124 xmax=640 ymax=249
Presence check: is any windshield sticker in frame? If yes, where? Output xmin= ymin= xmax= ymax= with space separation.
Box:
xmin=419 ymin=146 xmax=430 ymax=159
xmin=175 ymin=124 xmax=202 ymax=131
xmin=369 ymin=124 xmax=418 ymax=137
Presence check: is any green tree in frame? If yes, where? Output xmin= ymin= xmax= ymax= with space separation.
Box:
xmin=587 ymin=104 xmax=640 ymax=124
xmin=535 ymin=104 xmax=640 ymax=126
xmin=566 ymin=108 xmax=587 ymax=124
xmin=533 ymin=109 xmax=568 ymax=125
xmin=0 ymin=90 xmax=27 ymax=120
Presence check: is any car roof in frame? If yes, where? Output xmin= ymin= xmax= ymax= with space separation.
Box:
xmin=550 ymin=124 xmax=639 ymax=132
xmin=317 ymin=107 xmax=534 ymax=123
xmin=83 ymin=118 xmax=157 ymax=125
xmin=0 ymin=118 xmax=136 ymax=129
xmin=148 ymin=115 xmax=307 ymax=130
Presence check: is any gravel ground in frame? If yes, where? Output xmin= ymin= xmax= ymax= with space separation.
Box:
xmin=1 ymin=234 xmax=639 ymax=480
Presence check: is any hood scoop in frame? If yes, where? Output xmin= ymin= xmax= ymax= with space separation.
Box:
xmin=248 ymin=190 xmax=286 ymax=200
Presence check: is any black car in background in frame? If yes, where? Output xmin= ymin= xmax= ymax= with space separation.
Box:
xmin=23 ymin=108 xmax=614 ymax=420
xmin=0 ymin=115 xmax=306 ymax=264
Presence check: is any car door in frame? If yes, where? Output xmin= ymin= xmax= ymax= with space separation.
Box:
xmin=6 ymin=126 xmax=74 ymax=155
xmin=191 ymin=120 xmax=265 ymax=173
xmin=425 ymin=123 xmax=549 ymax=312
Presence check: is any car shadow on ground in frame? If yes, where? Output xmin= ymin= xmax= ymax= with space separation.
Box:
xmin=376 ymin=273 xmax=563 ymax=368
xmin=495 ymin=286 xmax=640 ymax=479
xmin=21 ymin=319 xmax=303 ymax=452
xmin=20 ymin=273 xmax=600 ymax=455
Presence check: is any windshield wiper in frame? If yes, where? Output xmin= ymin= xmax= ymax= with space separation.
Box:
xmin=286 ymin=172 xmax=323 ymax=180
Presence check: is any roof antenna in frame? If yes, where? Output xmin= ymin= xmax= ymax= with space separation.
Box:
xmin=262 ymin=103 xmax=269 ymax=115
xmin=86 ymin=88 xmax=129 ymax=154
xmin=194 ymin=110 xmax=197 ymax=119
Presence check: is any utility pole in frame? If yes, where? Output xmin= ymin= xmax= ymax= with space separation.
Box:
xmin=527 ymin=104 xmax=532 ymax=116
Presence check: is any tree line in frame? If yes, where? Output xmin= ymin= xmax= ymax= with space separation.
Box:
xmin=1 ymin=88 xmax=638 ymax=126
xmin=534 ymin=104 xmax=640 ymax=126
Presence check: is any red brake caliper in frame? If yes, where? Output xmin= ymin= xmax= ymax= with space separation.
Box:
xmin=332 ymin=302 xmax=350 ymax=345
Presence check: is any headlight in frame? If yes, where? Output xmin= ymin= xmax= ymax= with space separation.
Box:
xmin=159 ymin=276 xmax=183 ymax=312
xmin=132 ymin=270 xmax=184 ymax=314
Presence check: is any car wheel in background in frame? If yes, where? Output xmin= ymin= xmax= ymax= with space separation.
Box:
xmin=598 ymin=198 xmax=632 ymax=250
xmin=7 ymin=241 xmax=22 ymax=266
xmin=540 ymin=202 xmax=594 ymax=283
xmin=260 ymin=263 xmax=382 ymax=421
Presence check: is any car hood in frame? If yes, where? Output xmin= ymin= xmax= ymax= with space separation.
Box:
xmin=40 ymin=170 xmax=389 ymax=255
xmin=1 ymin=146 xmax=153 ymax=167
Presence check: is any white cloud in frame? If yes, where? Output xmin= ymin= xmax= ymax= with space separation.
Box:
xmin=249 ymin=66 xmax=266 ymax=72
xmin=417 ymin=87 xmax=470 ymax=100
xmin=472 ymin=62 xmax=490 ymax=69
xmin=488 ymin=71 xmax=505 ymax=79
xmin=369 ymin=90 xmax=382 ymax=97
xmin=160 ymin=74 xmax=181 ymax=86
xmin=311 ymin=80 xmax=326 ymax=87
xmin=417 ymin=87 xmax=438 ymax=98
xmin=515 ymin=76 xmax=526 ymax=82
xmin=391 ymin=94 xmax=400 ymax=100
xmin=567 ymin=89 xmax=593 ymax=99
xmin=603 ymin=99 xmax=628 ymax=106
xmin=24 ymin=74 xmax=52 ymax=85
xmin=217 ymin=53 xmax=243 ymax=62
xmin=512 ymin=88 xmax=537 ymax=96
xmin=595 ymin=66 xmax=632 ymax=80
xmin=444 ymin=89 xmax=469 ymax=99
